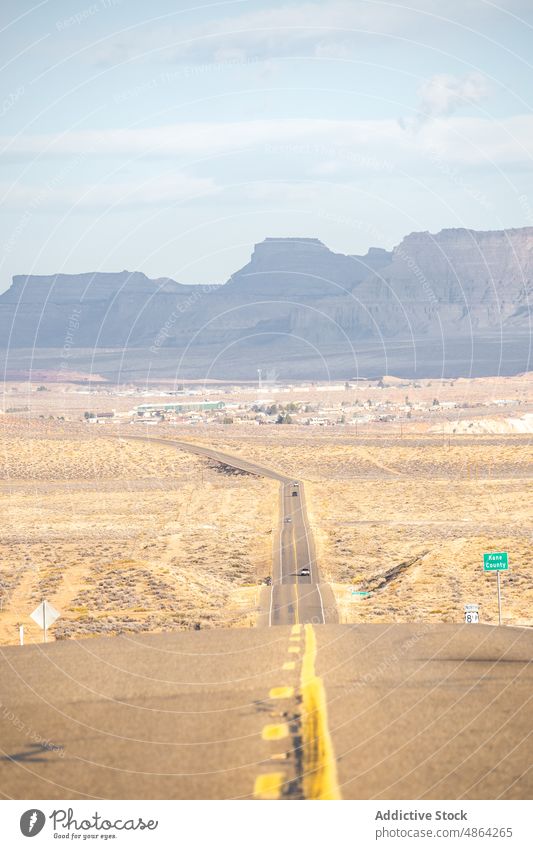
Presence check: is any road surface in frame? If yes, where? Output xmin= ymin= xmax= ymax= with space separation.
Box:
xmin=0 ymin=624 xmax=531 ymax=799
xmin=121 ymin=435 xmax=337 ymax=626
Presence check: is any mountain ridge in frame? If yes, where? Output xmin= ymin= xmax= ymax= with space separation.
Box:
xmin=0 ymin=226 xmax=531 ymax=378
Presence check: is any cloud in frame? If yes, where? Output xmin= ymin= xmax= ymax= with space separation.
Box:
xmin=402 ymin=72 xmax=491 ymax=131
xmin=3 ymin=112 xmax=533 ymax=213
xmin=91 ymin=0 xmax=467 ymax=66
xmin=3 ymin=114 xmax=533 ymax=170
xmin=0 ymin=118 xmax=406 ymax=161
xmin=418 ymin=72 xmax=491 ymax=119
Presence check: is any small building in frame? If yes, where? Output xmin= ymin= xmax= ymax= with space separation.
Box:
xmin=135 ymin=401 xmax=225 ymax=415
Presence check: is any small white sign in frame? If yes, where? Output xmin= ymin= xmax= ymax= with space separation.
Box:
xmin=464 ymin=603 xmax=479 ymax=624
xmin=30 ymin=600 xmax=60 ymax=630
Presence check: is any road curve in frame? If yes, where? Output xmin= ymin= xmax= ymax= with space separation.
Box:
xmin=119 ymin=434 xmax=337 ymax=626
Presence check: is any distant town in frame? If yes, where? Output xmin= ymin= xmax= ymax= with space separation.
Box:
xmin=2 ymin=375 xmax=530 ymax=434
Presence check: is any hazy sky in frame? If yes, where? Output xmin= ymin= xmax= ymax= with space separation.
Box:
xmin=1 ymin=0 xmax=533 ymax=290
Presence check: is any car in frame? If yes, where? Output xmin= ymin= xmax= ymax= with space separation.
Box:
xmin=292 ymin=491 xmax=298 ymax=497
xmin=292 ymin=482 xmax=300 ymax=487
xmin=284 ymin=517 xmax=292 ymax=523
xmin=300 ymin=567 xmax=311 ymax=577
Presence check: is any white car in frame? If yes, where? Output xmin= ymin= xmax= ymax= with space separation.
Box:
xmin=299 ymin=567 xmax=310 ymax=577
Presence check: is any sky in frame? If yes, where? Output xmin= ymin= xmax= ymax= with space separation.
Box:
xmin=1 ymin=0 xmax=533 ymax=291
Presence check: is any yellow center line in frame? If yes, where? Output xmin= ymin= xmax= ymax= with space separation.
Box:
xmin=300 ymin=624 xmax=341 ymax=800
xmin=283 ymin=661 xmax=296 ymax=670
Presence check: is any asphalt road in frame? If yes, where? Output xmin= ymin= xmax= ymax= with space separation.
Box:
xmin=121 ymin=435 xmax=337 ymax=626
xmin=1 ymin=624 xmax=531 ymax=799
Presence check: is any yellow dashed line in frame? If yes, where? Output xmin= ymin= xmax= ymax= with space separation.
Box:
xmin=255 ymin=627 xmax=339 ymax=800
xmin=254 ymin=772 xmax=285 ymax=800
xmin=300 ymin=624 xmax=341 ymax=800
xmin=269 ymin=686 xmax=294 ymax=699
xmin=262 ymin=723 xmax=289 ymax=741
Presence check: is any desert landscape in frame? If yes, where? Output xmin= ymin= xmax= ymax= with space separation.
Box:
xmin=0 ymin=375 xmax=531 ymax=644
xmin=0 ymin=418 xmax=277 ymax=645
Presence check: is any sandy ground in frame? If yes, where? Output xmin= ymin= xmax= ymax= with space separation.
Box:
xmin=0 ymin=421 xmax=277 ymax=645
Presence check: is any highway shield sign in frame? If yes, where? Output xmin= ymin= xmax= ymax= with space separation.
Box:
xmin=464 ymin=604 xmax=479 ymax=624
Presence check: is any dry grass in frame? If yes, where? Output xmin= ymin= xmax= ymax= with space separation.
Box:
xmin=0 ymin=424 xmax=277 ymax=644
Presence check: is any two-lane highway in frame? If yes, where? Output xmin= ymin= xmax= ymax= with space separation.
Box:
xmin=268 ymin=480 xmax=332 ymax=625
xmin=121 ymin=435 xmax=337 ymax=626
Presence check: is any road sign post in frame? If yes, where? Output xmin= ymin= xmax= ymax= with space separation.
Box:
xmin=30 ymin=600 xmax=60 ymax=643
xmin=483 ymin=552 xmax=508 ymax=626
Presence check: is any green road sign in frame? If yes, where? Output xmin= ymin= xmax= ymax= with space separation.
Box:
xmin=483 ymin=552 xmax=508 ymax=571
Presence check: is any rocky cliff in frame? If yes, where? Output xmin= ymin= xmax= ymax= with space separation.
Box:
xmin=0 ymin=228 xmax=531 ymax=377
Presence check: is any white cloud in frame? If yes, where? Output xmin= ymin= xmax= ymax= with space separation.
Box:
xmin=3 ymin=115 xmax=533 ymax=169
xmin=418 ymin=114 xmax=533 ymax=166
xmin=3 ymin=112 xmax=533 ymax=213
xmin=0 ymin=118 xmax=406 ymax=160
xmin=92 ymin=0 xmax=483 ymax=65
xmin=418 ymin=73 xmax=491 ymax=119
xmin=400 ymin=72 xmax=492 ymax=132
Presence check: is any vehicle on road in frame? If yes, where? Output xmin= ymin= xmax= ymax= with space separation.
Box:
xmin=292 ymin=482 xmax=299 ymax=487
xmin=284 ymin=517 xmax=292 ymax=523
xmin=292 ymin=491 xmax=298 ymax=497
xmin=300 ymin=567 xmax=311 ymax=576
